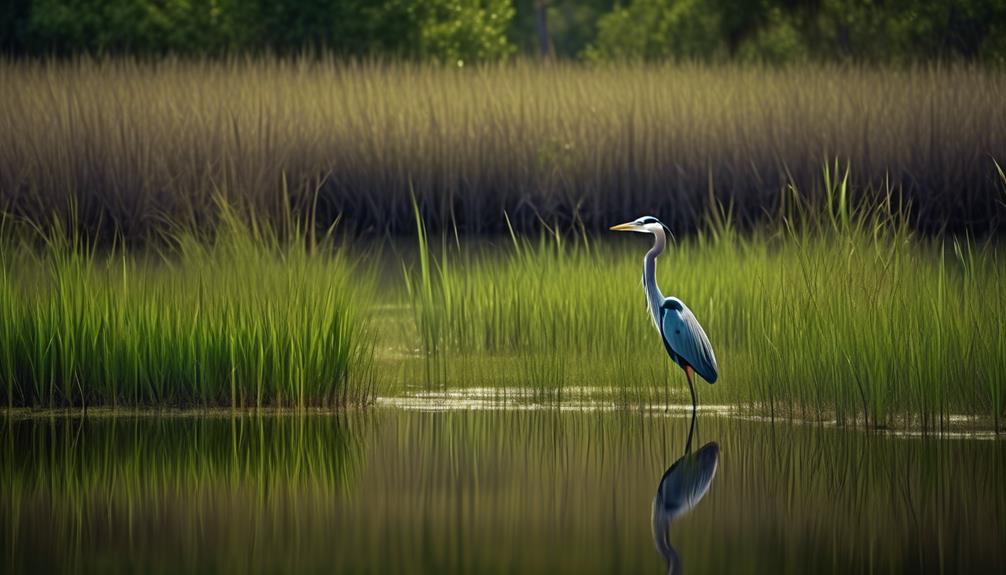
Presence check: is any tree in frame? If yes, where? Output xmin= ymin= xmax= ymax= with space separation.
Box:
xmin=10 ymin=0 xmax=516 ymax=60
xmin=584 ymin=0 xmax=724 ymax=61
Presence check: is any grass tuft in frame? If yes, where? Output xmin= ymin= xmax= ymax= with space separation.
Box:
xmin=0 ymin=206 xmax=377 ymax=409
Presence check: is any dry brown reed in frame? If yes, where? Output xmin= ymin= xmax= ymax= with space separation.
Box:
xmin=1 ymin=57 xmax=1004 ymax=238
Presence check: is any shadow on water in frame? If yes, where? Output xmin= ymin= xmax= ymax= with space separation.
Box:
xmin=652 ymin=413 xmax=719 ymax=574
xmin=1 ymin=408 xmax=1004 ymax=574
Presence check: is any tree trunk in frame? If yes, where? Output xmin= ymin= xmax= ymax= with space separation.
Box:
xmin=535 ymin=0 xmax=552 ymax=58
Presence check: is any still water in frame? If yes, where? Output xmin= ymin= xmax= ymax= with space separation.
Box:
xmin=2 ymin=407 xmax=1003 ymax=574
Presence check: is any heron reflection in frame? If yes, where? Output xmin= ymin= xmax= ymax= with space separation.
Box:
xmin=651 ymin=415 xmax=719 ymax=574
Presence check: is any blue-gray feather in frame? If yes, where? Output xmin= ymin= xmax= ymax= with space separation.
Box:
xmin=659 ymin=299 xmax=718 ymax=384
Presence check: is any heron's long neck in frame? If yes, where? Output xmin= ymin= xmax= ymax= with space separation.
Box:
xmin=643 ymin=230 xmax=667 ymax=329
xmin=651 ymin=509 xmax=681 ymax=575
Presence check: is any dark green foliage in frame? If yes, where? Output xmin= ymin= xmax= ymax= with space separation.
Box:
xmin=584 ymin=0 xmax=724 ymax=61
xmin=586 ymin=0 xmax=1006 ymax=62
xmin=6 ymin=0 xmax=1006 ymax=62
xmin=25 ymin=0 xmax=228 ymax=54
xmin=508 ymin=0 xmax=616 ymax=57
xmin=8 ymin=0 xmax=516 ymax=61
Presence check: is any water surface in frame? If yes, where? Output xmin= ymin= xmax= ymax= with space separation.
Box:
xmin=2 ymin=408 xmax=1003 ymax=574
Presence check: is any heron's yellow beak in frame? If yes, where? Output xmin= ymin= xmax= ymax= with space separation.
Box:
xmin=609 ymin=222 xmax=640 ymax=232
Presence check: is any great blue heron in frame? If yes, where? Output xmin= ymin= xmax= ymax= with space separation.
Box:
xmin=610 ymin=217 xmax=718 ymax=412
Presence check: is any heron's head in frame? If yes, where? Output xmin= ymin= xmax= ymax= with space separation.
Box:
xmin=610 ymin=216 xmax=672 ymax=239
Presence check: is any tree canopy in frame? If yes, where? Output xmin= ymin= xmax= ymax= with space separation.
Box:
xmin=2 ymin=0 xmax=1004 ymax=62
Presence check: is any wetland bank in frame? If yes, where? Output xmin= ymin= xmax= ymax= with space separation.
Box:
xmin=2 ymin=58 xmax=1005 ymax=573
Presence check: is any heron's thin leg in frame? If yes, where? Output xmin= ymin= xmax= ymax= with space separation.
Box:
xmin=685 ymin=408 xmax=696 ymax=455
xmin=686 ymin=369 xmax=697 ymax=415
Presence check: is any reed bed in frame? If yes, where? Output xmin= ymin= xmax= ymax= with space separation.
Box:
xmin=1 ymin=58 xmax=1004 ymax=239
xmin=403 ymin=189 xmax=1006 ymax=429
xmin=0 ymin=210 xmax=377 ymax=408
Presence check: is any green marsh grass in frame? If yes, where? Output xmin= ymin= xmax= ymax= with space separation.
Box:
xmin=404 ymin=182 xmax=1006 ymax=428
xmin=1 ymin=58 xmax=1004 ymax=238
xmin=0 ymin=210 xmax=377 ymax=408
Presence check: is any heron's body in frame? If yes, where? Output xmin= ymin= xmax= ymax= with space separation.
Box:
xmin=611 ymin=216 xmax=719 ymax=410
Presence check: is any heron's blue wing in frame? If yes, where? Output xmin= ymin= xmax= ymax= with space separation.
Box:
xmin=660 ymin=299 xmax=718 ymax=384
xmin=656 ymin=442 xmax=720 ymax=517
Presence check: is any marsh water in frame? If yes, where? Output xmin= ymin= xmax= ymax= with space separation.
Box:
xmin=3 ymin=404 xmax=1004 ymax=574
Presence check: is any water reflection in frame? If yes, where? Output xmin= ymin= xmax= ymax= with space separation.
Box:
xmin=1 ymin=414 xmax=371 ymax=574
xmin=651 ymin=414 xmax=719 ymax=574
xmin=2 ymin=409 xmax=1004 ymax=574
